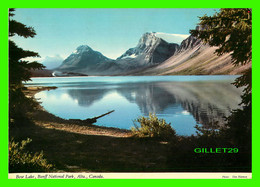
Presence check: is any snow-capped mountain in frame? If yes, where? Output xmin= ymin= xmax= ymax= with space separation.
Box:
xmin=57 ymin=45 xmax=122 ymax=75
xmin=117 ymin=32 xmax=179 ymax=66
xmin=58 ymin=45 xmax=112 ymax=70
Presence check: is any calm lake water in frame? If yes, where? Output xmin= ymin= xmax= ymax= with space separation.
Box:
xmin=25 ymin=76 xmax=243 ymax=136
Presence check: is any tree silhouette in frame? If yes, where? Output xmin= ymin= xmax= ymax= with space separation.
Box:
xmin=9 ymin=8 xmax=45 ymax=125
xmin=190 ymin=8 xmax=252 ymax=152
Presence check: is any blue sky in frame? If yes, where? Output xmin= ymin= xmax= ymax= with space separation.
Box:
xmin=11 ymin=8 xmax=217 ymax=68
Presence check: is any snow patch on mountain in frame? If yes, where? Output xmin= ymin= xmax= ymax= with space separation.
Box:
xmin=121 ymin=53 xmax=137 ymax=59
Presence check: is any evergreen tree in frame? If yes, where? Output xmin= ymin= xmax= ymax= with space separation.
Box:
xmin=190 ymin=9 xmax=252 ymax=151
xmin=9 ymin=8 xmax=45 ymax=125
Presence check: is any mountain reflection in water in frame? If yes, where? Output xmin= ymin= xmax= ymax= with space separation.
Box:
xmin=33 ymin=76 xmax=242 ymax=136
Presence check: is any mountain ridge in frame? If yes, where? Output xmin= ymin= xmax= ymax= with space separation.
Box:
xmin=130 ymin=34 xmax=251 ymax=75
xmin=48 ymin=31 xmax=251 ymax=77
xmin=55 ymin=32 xmax=180 ymax=75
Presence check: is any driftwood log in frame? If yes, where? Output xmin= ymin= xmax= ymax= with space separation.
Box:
xmin=70 ymin=110 xmax=115 ymax=124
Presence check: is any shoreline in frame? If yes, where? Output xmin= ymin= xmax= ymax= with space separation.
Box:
xmin=10 ymin=86 xmax=251 ymax=172
xmin=23 ymin=86 xmax=132 ymax=138
xmin=11 ymin=86 xmax=173 ymax=172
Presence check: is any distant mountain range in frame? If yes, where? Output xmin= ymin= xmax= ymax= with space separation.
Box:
xmin=34 ymin=30 xmax=250 ymax=77
xmin=55 ymin=32 xmax=181 ymax=76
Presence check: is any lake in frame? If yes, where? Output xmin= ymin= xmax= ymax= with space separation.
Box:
xmin=25 ymin=75 xmax=243 ymax=136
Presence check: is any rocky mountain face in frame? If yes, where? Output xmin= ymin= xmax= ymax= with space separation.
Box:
xmin=177 ymin=26 xmax=202 ymax=52
xmin=117 ymin=32 xmax=179 ymax=66
xmin=178 ymin=35 xmax=201 ymax=52
xmin=137 ymin=33 xmax=251 ymax=75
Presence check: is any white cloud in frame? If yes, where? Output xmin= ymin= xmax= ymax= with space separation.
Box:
xmin=155 ymin=32 xmax=190 ymax=44
xmin=40 ymin=54 xmax=64 ymax=69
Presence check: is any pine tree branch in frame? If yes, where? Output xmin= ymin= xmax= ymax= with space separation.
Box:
xmin=9 ymin=40 xmax=40 ymax=61
xmin=9 ymin=20 xmax=36 ymax=38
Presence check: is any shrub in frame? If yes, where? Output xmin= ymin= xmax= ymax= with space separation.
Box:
xmin=9 ymin=138 xmax=53 ymax=173
xmin=194 ymin=123 xmax=221 ymax=137
xmin=131 ymin=113 xmax=176 ymax=140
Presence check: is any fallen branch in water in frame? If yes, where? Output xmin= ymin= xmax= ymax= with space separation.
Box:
xmin=70 ymin=110 xmax=115 ymax=124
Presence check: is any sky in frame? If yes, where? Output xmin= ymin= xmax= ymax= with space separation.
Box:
xmin=11 ymin=8 xmax=217 ymax=68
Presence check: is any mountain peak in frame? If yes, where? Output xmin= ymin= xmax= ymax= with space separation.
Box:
xmin=143 ymin=32 xmax=156 ymax=36
xmin=140 ymin=32 xmax=158 ymax=40
xmin=139 ymin=32 xmax=190 ymax=45
xmin=58 ymin=44 xmax=113 ymax=72
xmin=73 ymin=45 xmax=93 ymax=54
xmin=117 ymin=32 xmax=179 ymax=65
